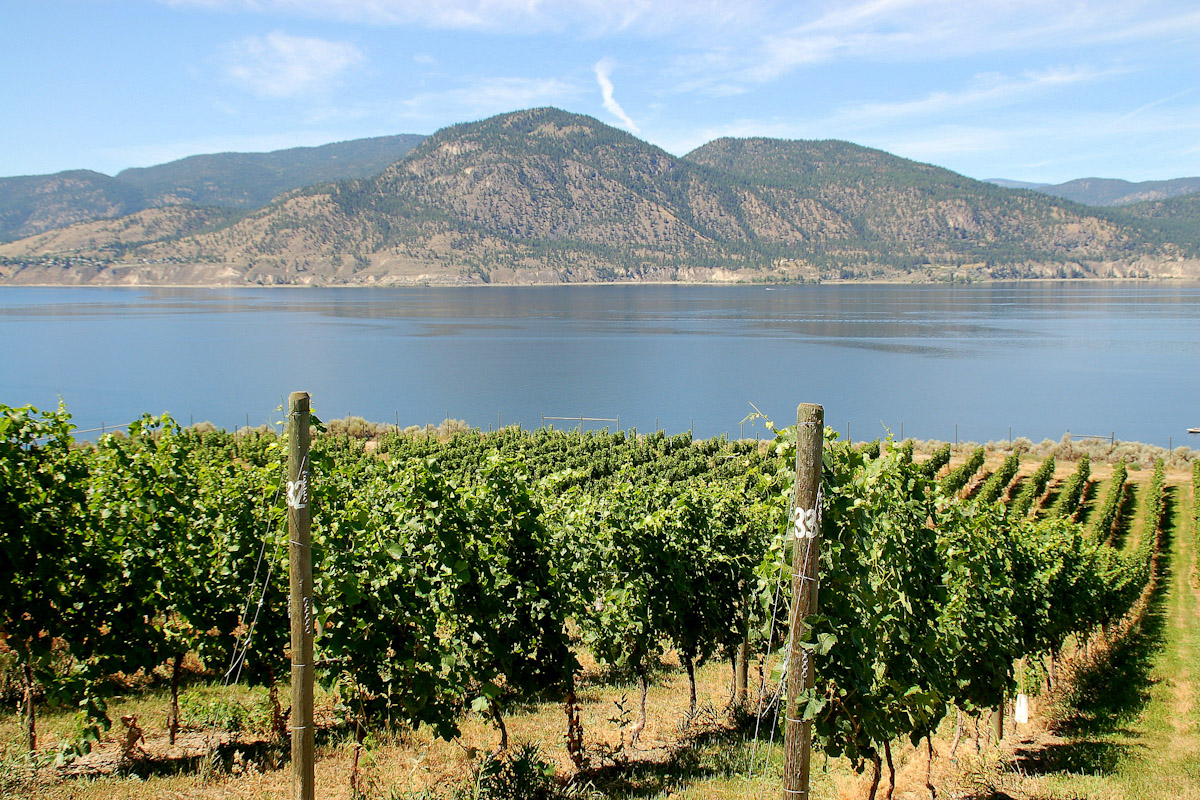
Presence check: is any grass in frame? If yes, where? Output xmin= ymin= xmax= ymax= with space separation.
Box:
xmin=997 ymin=475 xmax=1200 ymax=800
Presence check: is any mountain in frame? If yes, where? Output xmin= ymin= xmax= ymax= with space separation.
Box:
xmin=680 ymin=137 xmax=1174 ymax=275
xmin=116 ymin=134 xmax=426 ymax=208
xmin=2 ymin=108 xmax=1198 ymax=286
xmin=0 ymin=134 xmax=425 ymax=243
xmin=987 ymin=176 xmax=1200 ymax=206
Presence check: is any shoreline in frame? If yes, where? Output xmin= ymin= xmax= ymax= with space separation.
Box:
xmin=3 ymin=275 xmax=1200 ymax=290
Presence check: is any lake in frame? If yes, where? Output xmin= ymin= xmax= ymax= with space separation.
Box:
xmin=1 ymin=282 xmax=1198 ymax=448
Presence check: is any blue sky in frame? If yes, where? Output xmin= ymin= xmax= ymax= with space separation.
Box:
xmin=4 ymin=0 xmax=1199 ymax=183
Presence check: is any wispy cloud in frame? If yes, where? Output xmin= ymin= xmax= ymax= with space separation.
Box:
xmin=714 ymin=1 xmax=1200 ymax=85
xmin=594 ymin=59 xmax=639 ymax=133
xmin=1111 ymin=86 xmax=1199 ymax=127
xmin=826 ymin=65 xmax=1124 ymax=129
xmin=220 ymin=31 xmax=364 ymax=98
xmin=163 ymin=0 xmax=760 ymax=34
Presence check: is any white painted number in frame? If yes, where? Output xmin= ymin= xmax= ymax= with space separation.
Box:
xmin=287 ymin=473 xmax=308 ymax=510
xmin=792 ymin=506 xmax=818 ymax=540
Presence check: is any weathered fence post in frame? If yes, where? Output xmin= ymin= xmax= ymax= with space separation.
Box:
xmin=783 ymin=403 xmax=824 ymax=800
xmin=287 ymin=392 xmax=314 ymax=800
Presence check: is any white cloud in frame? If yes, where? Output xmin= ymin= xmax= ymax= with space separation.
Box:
xmin=221 ymin=31 xmax=364 ymax=98
xmin=594 ymin=58 xmax=639 ymax=133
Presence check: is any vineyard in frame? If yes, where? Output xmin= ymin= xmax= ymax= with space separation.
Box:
xmin=1 ymin=402 xmax=1196 ymax=800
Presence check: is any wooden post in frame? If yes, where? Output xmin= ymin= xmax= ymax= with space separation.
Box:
xmin=287 ymin=392 xmax=315 ymax=800
xmin=735 ymin=635 xmax=750 ymax=706
xmin=783 ymin=403 xmax=824 ymax=800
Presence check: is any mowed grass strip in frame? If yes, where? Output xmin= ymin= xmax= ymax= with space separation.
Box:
xmin=1002 ymin=475 xmax=1199 ymax=800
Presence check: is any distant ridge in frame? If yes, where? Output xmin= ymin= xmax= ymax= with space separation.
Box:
xmin=116 ymin=134 xmax=426 ymax=209
xmin=987 ymin=175 xmax=1200 ymax=206
xmin=0 ymin=134 xmax=425 ymax=243
xmin=0 ymin=170 xmax=146 ymax=243
xmin=985 ymin=179 xmax=1050 ymax=191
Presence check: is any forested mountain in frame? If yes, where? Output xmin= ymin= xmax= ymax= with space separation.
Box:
xmin=0 ymin=135 xmax=424 ymax=243
xmin=2 ymin=109 xmax=1197 ymax=286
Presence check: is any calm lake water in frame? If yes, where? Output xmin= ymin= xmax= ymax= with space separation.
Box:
xmin=2 ymin=282 xmax=1198 ymax=447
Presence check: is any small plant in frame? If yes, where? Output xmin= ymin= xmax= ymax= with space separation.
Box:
xmin=607 ymin=694 xmax=633 ymax=749
xmin=471 ymin=743 xmax=558 ymax=800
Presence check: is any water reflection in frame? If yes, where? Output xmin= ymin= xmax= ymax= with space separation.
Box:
xmin=1 ymin=282 xmax=1198 ymax=446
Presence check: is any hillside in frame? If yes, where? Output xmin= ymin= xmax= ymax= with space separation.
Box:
xmin=0 ymin=134 xmax=425 ymax=244
xmin=2 ymin=109 xmax=1198 ymax=286
xmin=1112 ymin=192 xmax=1200 ymax=252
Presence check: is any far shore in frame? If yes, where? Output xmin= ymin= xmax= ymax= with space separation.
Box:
xmin=3 ymin=275 xmax=1200 ymax=290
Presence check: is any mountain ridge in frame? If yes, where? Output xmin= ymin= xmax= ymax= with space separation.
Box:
xmin=2 ymin=108 xmax=1198 ymax=286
